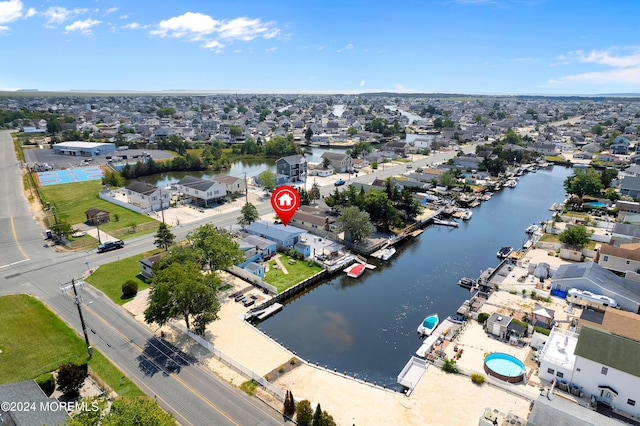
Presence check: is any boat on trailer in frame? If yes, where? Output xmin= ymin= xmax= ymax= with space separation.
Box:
xmin=417 ymin=313 xmax=440 ymax=336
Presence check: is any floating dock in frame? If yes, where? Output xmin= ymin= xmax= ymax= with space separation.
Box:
xmin=397 ymin=356 xmax=427 ymax=392
xmin=245 ymin=303 xmax=283 ymax=322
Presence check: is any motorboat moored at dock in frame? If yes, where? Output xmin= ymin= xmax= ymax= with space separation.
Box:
xmin=497 ymin=246 xmax=513 ymax=259
xmin=433 ymin=218 xmax=459 ymax=227
xmin=417 ymin=313 xmax=439 ymax=336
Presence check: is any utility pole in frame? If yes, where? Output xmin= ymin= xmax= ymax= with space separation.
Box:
xmin=159 ymin=189 xmax=165 ymax=224
xmin=244 ymin=172 xmax=248 ymax=204
xmin=62 ymin=279 xmax=92 ymax=358
xmin=96 ymin=218 xmax=101 ymax=244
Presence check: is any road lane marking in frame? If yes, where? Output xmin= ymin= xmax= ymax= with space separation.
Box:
xmin=83 ymin=304 xmax=240 ymax=426
xmin=0 ymin=259 xmax=30 ymax=270
xmin=9 ymin=217 xmax=30 ymax=261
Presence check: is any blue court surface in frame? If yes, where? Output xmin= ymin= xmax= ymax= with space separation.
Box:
xmin=37 ymin=167 xmax=104 ymax=186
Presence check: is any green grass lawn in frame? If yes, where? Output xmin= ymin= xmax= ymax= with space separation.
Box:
xmin=38 ymin=179 xmax=158 ymax=238
xmin=264 ymin=253 xmax=323 ymax=292
xmin=0 ymin=294 xmax=142 ymax=396
xmin=85 ymin=252 xmax=159 ymax=305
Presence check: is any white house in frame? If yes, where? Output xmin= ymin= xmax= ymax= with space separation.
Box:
xmin=125 ymin=181 xmax=169 ymax=212
xmin=212 ymin=174 xmax=246 ymax=195
xmin=175 ymin=176 xmax=226 ymax=207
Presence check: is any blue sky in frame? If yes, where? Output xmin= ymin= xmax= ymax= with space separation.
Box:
xmin=1 ymin=0 xmax=639 ymax=94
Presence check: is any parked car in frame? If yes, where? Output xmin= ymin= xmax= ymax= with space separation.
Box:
xmin=334 ymin=179 xmax=345 ymax=186
xmin=97 ymin=240 xmax=124 ymax=253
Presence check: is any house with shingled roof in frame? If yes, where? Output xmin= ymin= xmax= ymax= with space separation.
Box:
xmin=175 ymin=176 xmax=226 ymax=207
xmin=124 ymin=180 xmax=169 ymax=211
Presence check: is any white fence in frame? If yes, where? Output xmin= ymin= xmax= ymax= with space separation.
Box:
xmin=228 ymin=266 xmax=278 ymax=294
xmin=169 ymin=321 xmax=286 ymax=401
xmin=98 ymin=192 xmax=147 ymax=214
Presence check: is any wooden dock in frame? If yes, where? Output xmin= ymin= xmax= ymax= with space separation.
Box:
xmin=409 ymin=229 xmax=423 ymax=237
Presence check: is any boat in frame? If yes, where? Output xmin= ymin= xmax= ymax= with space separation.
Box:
xmin=380 ymin=247 xmax=396 ymax=261
xmin=461 ymin=210 xmax=472 ymax=220
xmin=344 ymin=263 xmax=366 ymax=278
xmin=505 ymin=179 xmax=517 ymax=188
xmin=446 ymin=315 xmax=465 ymax=325
xmin=417 ymin=313 xmax=439 ymax=336
xmin=433 ymin=218 xmax=459 ymax=227
xmin=497 ymin=246 xmax=513 ymax=258
xmin=458 ymin=277 xmax=476 ymax=289
xmin=525 ymin=224 xmax=540 ymax=234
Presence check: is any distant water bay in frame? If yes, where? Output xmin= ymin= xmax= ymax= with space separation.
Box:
xmin=258 ymin=166 xmax=573 ymax=388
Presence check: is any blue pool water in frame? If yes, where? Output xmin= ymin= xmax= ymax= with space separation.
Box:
xmin=589 ymin=202 xmax=607 ymax=208
xmin=484 ymin=353 xmax=525 ymax=377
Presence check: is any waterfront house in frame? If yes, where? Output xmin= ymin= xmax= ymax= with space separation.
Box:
xmin=551 ymin=262 xmax=640 ymax=314
xmin=244 ymin=262 xmax=265 ymax=279
xmin=320 ymin=152 xmax=352 ymax=173
xmin=486 ymin=313 xmax=511 ymax=339
xmin=572 ymin=151 xmax=593 ymax=160
xmin=212 ymin=174 xmax=246 ymax=195
xmin=175 ymin=176 xmax=226 ymax=207
xmin=245 ymin=221 xmax=306 ymax=248
xmin=290 ymin=205 xmax=338 ymax=232
xmin=619 ymin=176 xmax=640 ymax=199
xmin=294 ymin=242 xmax=312 ymax=258
xmin=276 ymin=154 xmax=307 ymax=183
xmin=596 ymin=153 xmax=621 ymax=164
xmin=125 ymin=181 xmax=169 ymax=212
xmin=84 ymin=208 xmax=110 ymax=225
xmin=383 ymin=140 xmax=410 ymax=157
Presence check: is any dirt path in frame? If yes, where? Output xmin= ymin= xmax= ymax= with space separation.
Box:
xmin=273 ymin=254 xmax=289 ymax=274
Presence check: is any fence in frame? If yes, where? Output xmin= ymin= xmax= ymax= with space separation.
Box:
xmin=98 ymin=191 xmax=146 ymax=214
xmin=228 ymin=266 xmax=277 ymax=294
xmin=169 ymin=321 xmax=286 ymax=401
xmin=109 ymin=221 xmax=159 ymax=238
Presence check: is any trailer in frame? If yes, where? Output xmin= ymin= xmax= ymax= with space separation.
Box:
xmin=566 ymin=288 xmax=619 ymax=311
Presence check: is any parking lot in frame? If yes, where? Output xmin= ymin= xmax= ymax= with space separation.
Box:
xmin=23 ymin=147 xmax=174 ymax=170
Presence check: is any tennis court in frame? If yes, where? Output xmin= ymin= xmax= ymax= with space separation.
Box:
xmin=36 ymin=166 xmax=104 ymax=186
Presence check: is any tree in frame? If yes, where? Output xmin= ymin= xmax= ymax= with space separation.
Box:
xmin=144 ymin=261 xmax=221 ymax=334
xmin=70 ymin=396 xmax=175 ymax=426
xmin=305 ymin=127 xmax=313 ymax=144
xmin=600 ymin=168 xmax=618 ymax=188
xmin=364 ymin=191 xmax=400 ymax=231
xmin=238 ymin=202 xmax=260 ymax=227
xmin=122 ymin=280 xmax=139 ymax=298
xmin=564 ymin=168 xmax=604 ymax=199
xmin=312 ymin=403 xmax=322 ymax=426
xmin=258 ymin=170 xmax=277 ymax=192
xmin=229 ymin=125 xmax=242 ymax=137
xmin=349 ymin=141 xmax=372 ymax=158
xmin=558 ymin=225 xmax=592 ymax=248
xmin=187 ymin=224 xmax=243 ymax=272
xmin=591 ymin=124 xmax=604 ymax=136
xmin=296 ymin=400 xmax=313 ymax=426
xmin=604 ymin=188 xmax=620 ymax=201
xmin=320 ymin=411 xmax=337 ymax=426
xmin=57 ymin=362 xmax=88 ymax=396
xmin=347 ymin=126 xmax=358 ymax=136
xmin=154 ymin=222 xmax=175 ymax=251
xmin=336 ymin=206 xmax=375 ymax=243
xmin=283 ymin=390 xmax=295 ymax=417
xmin=322 ymin=156 xmax=332 ymax=168
xmin=309 ymin=182 xmax=321 ymax=204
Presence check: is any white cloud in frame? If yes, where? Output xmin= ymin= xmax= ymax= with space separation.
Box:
xmin=151 ymin=12 xmax=280 ymax=51
xmin=0 ymin=0 xmax=22 ymax=24
xmin=360 ymin=80 xmax=365 ymax=87
xmin=119 ymin=14 xmax=128 ymax=19
xmin=265 ymin=46 xmax=277 ymax=52
xmin=104 ymin=7 xmax=118 ymax=15
xmin=121 ymin=22 xmax=149 ymax=30
xmin=550 ymin=48 xmax=640 ymax=86
xmin=337 ymin=43 xmax=354 ymax=53
xmin=0 ymin=24 xmax=10 ymax=32
xmin=65 ymin=18 xmax=100 ymax=35
xmin=24 ymin=7 xmax=34 ymax=17
xmin=44 ymin=7 xmax=87 ymax=25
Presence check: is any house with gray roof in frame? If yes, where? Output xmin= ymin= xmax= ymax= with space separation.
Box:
xmin=175 ymin=176 xmax=226 ymax=206
xmin=245 ymin=221 xmax=306 ymax=248
xmin=124 ymin=181 xmax=169 ymax=211
xmin=551 ymin=262 xmax=640 ymax=314
xmin=276 ymin=154 xmax=307 ymax=183
xmin=0 ymin=380 xmax=70 ymax=425
xmin=620 ymin=176 xmax=640 ymax=199
xmin=321 ymin=152 xmax=352 ymax=173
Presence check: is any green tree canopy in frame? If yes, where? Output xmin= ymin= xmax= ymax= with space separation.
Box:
xmin=600 ymin=168 xmax=618 ymax=188
xmin=154 ymin=222 xmax=175 ymax=251
xmin=564 ymin=168 xmax=604 ymax=198
xmin=258 ymin=169 xmax=277 ymax=191
xmin=238 ymin=202 xmax=260 ymax=227
xmin=363 ymin=190 xmax=400 ymax=231
xmin=144 ymin=261 xmax=221 ymax=334
xmin=187 ymin=224 xmax=243 ymax=272
xmin=305 ymin=127 xmax=313 ymax=143
xmin=335 ymin=206 xmax=375 ymax=243
xmin=558 ymin=225 xmax=592 ymax=248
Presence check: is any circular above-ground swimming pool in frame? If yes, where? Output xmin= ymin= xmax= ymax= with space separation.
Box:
xmin=483 ymin=353 xmax=525 ymax=383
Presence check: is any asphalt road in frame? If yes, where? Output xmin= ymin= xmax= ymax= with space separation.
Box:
xmin=0 ymin=130 xmax=286 ymax=426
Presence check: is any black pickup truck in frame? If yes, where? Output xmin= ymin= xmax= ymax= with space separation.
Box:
xmin=97 ymin=240 xmax=124 ymax=253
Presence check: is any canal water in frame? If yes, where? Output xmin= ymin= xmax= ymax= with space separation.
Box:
xmin=257 ymin=166 xmax=573 ymax=389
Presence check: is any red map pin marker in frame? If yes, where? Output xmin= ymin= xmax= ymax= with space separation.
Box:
xmin=270 ymin=186 xmax=300 ymax=226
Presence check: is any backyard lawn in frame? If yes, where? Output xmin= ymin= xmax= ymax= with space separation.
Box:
xmin=38 ymin=179 xmax=158 ymax=238
xmin=0 ymin=294 xmax=143 ymax=396
xmin=264 ymin=253 xmax=323 ymax=293
xmin=85 ymin=251 xmax=161 ymax=305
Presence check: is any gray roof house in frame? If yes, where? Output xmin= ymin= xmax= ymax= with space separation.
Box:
xmin=276 ymin=155 xmax=307 ymax=183
xmin=321 ymin=152 xmax=352 ymax=173
xmin=245 ymin=221 xmax=306 ymax=248
xmin=0 ymin=380 xmax=70 ymax=425
xmin=619 ymin=176 xmax=640 ymax=199
xmin=551 ymin=262 xmax=640 ymax=314
xmin=175 ymin=176 xmax=226 ymax=207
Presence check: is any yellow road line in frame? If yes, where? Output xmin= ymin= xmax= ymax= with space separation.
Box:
xmin=10 ymin=216 xmax=30 ymax=260
xmin=84 ymin=304 xmax=239 ymax=426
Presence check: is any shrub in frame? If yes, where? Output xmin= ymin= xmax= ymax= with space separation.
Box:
xmin=296 ymin=400 xmax=313 ymax=425
xmin=36 ymin=373 xmax=56 ymax=396
xmin=471 ymin=373 xmax=485 ymax=385
xmin=477 ymin=312 xmax=490 ymax=324
xmin=239 ymin=380 xmax=257 ymax=396
xmin=442 ymin=358 xmax=459 ymax=374
xmin=121 ymin=280 xmax=138 ymax=298
xmin=289 ymin=357 xmax=297 ymax=365
xmin=534 ymin=326 xmax=551 ymax=336
xmin=278 ymin=365 xmax=286 ymax=374
xmin=57 ymin=363 xmax=88 ymax=396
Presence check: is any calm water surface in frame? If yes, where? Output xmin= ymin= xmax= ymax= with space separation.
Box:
xmin=258 ymin=166 xmax=572 ymax=388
